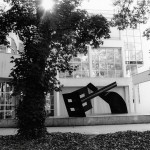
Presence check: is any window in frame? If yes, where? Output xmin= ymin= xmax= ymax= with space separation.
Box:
xmin=60 ymin=48 xmax=123 ymax=78
xmin=91 ymin=48 xmax=123 ymax=78
xmin=59 ymin=54 xmax=89 ymax=78
xmin=45 ymin=91 xmax=54 ymax=117
xmin=0 ymin=83 xmax=16 ymax=119
xmin=11 ymin=38 xmax=17 ymax=54
xmin=18 ymin=43 xmax=24 ymax=53
xmin=123 ymin=26 xmax=143 ymax=69
xmin=0 ymin=82 xmax=55 ymax=119
xmin=0 ymin=45 xmax=6 ymax=53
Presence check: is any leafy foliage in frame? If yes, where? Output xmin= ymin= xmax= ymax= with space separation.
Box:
xmin=111 ymin=0 xmax=150 ymax=38
xmin=0 ymin=0 xmax=110 ymax=138
xmin=1 ymin=131 xmax=150 ymax=149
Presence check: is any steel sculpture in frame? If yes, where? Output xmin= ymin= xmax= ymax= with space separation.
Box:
xmin=62 ymin=82 xmax=128 ymax=117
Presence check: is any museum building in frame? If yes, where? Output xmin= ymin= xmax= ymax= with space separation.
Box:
xmin=0 ymin=7 xmax=144 ymax=120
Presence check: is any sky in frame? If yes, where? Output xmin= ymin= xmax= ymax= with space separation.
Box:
xmin=0 ymin=0 xmax=114 ymax=11
xmin=81 ymin=0 xmax=113 ymax=10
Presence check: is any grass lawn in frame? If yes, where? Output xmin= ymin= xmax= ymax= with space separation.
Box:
xmin=0 ymin=131 xmax=150 ymax=149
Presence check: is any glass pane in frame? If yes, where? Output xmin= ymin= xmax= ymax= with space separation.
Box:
xmin=82 ymin=71 xmax=89 ymax=77
xmin=66 ymin=72 xmax=73 ymax=78
xmin=73 ymin=63 xmax=81 ymax=71
xmin=134 ymin=37 xmax=141 ymax=43
xmin=92 ymin=62 xmax=99 ymax=70
xmin=108 ymin=70 xmax=115 ymax=77
xmin=130 ymin=51 xmax=136 ymax=61
xmin=80 ymin=54 xmax=88 ymax=63
xmin=123 ymin=36 xmax=128 ymax=42
xmin=99 ymin=63 xmax=107 ymax=69
xmin=127 ymin=29 xmax=134 ymax=36
xmin=74 ymin=71 xmax=82 ymax=78
xmin=136 ymin=51 xmax=143 ymax=61
xmin=100 ymin=70 xmax=107 ymax=77
xmin=122 ymin=30 xmax=127 ymax=36
xmin=99 ymin=49 xmax=107 ymax=62
xmin=115 ymin=49 xmax=122 ymax=64
xmin=135 ymin=43 xmax=142 ymax=51
xmin=82 ymin=63 xmax=89 ymax=77
xmin=127 ymin=37 xmax=134 ymax=43
xmin=45 ymin=92 xmax=54 ymax=117
xmin=134 ymin=30 xmax=141 ymax=36
xmin=91 ymin=70 xmax=100 ymax=77
xmin=116 ymin=70 xmax=123 ymax=77
xmin=127 ymin=43 xmax=135 ymax=50
xmin=107 ymin=49 xmax=114 ymax=63
xmin=67 ymin=54 xmax=89 ymax=78
xmin=73 ymin=57 xmax=81 ymax=62
xmin=0 ymin=93 xmax=15 ymax=119
xmin=125 ymin=51 xmax=129 ymax=60
xmin=82 ymin=63 xmax=89 ymax=70
xmin=108 ymin=63 xmax=115 ymax=70
xmin=115 ymin=64 xmax=122 ymax=70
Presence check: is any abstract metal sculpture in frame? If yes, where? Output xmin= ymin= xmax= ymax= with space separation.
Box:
xmin=62 ymin=82 xmax=128 ymax=117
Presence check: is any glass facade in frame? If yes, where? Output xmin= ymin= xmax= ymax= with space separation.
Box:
xmin=59 ymin=47 xmax=123 ymax=78
xmin=91 ymin=48 xmax=122 ymax=78
xmin=45 ymin=91 xmax=54 ymax=117
xmin=122 ymin=25 xmax=143 ymax=76
xmin=0 ymin=7 xmax=144 ymax=119
xmin=0 ymin=82 xmax=55 ymax=119
xmin=59 ymin=54 xmax=90 ymax=78
xmin=0 ymin=82 xmax=17 ymax=119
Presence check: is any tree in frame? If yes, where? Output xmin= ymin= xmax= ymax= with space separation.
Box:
xmin=111 ymin=0 xmax=150 ymax=39
xmin=0 ymin=0 xmax=110 ymax=138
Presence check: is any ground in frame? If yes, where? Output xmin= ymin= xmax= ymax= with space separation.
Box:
xmin=0 ymin=131 xmax=150 ymax=149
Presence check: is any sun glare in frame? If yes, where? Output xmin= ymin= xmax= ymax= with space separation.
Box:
xmin=41 ymin=0 xmax=55 ymax=11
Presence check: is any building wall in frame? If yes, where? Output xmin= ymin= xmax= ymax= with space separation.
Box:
xmin=0 ymin=13 xmax=143 ymax=118
xmin=57 ymin=77 xmax=133 ymax=117
xmin=0 ymin=53 xmax=19 ymax=78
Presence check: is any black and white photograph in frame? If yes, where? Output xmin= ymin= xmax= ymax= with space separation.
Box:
xmin=0 ymin=0 xmax=150 ymax=149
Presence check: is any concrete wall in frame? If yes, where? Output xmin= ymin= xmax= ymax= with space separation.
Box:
xmin=132 ymin=70 xmax=150 ymax=85
xmin=0 ymin=53 xmax=19 ymax=78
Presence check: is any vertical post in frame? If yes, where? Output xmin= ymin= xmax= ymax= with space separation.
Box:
xmin=87 ymin=45 xmax=94 ymax=115
xmin=133 ymin=84 xmax=139 ymax=113
xmin=54 ymin=91 xmax=60 ymax=116
xmin=88 ymin=45 xmax=93 ymax=77
xmin=121 ymin=41 xmax=126 ymax=77
xmin=4 ymin=82 xmax=6 ymax=119
xmin=54 ymin=69 xmax=60 ymax=116
xmin=124 ymin=86 xmax=131 ymax=113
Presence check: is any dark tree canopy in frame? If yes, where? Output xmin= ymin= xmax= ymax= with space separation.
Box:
xmin=111 ymin=0 xmax=150 ymax=39
xmin=1 ymin=0 xmax=110 ymax=94
xmin=0 ymin=0 xmax=110 ymax=138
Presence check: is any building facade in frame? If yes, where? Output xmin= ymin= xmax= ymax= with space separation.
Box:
xmin=0 ymin=32 xmax=23 ymax=119
xmin=0 ymin=8 xmax=144 ymax=119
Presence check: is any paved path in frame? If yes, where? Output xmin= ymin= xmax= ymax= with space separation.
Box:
xmin=1 ymin=124 xmax=150 ymax=135
xmin=48 ymin=124 xmax=150 ymax=135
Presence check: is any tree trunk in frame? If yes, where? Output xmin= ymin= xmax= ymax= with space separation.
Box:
xmin=16 ymin=66 xmax=47 ymax=139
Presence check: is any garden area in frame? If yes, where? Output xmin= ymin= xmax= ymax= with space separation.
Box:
xmin=1 ymin=130 xmax=150 ymax=149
